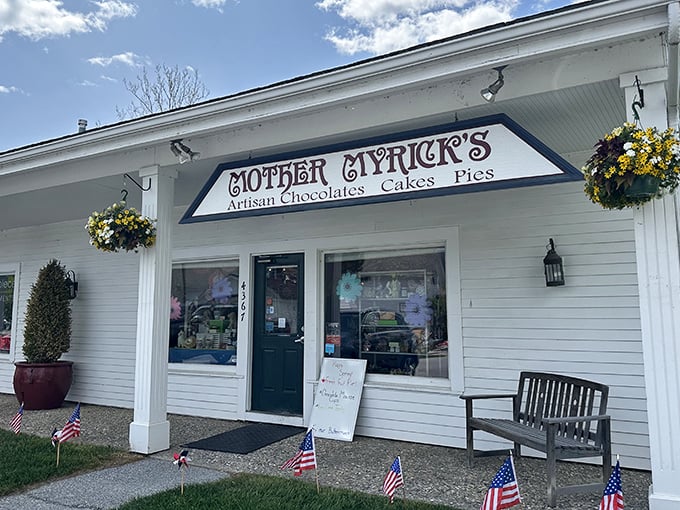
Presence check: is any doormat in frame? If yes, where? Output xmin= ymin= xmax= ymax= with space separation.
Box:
xmin=183 ymin=423 xmax=305 ymax=454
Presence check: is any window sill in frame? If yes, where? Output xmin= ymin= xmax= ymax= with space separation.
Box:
xmin=168 ymin=363 xmax=241 ymax=378
xmin=363 ymin=373 xmax=453 ymax=394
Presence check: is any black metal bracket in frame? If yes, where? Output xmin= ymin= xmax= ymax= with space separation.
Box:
xmin=123 ymin=173 xmax=152 ymax=192
xmin=632 ymin=75 xmax=645 ymax=121
xmin=121 ymin=173 xmax=152 ymax=201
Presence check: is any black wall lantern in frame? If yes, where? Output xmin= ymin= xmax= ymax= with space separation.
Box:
xmin=543 ymin=238 xmax=565 ymax=287
xmin=65 ymin=270 xmax=79 ymax=300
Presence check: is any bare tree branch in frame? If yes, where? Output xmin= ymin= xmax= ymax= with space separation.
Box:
xmin=115 ymin=64 xmax=209 ymax=120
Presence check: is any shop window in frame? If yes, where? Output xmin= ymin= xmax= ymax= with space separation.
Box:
xmin=0 ymin=273 xmax=15 ymax=354
xmin=324 ymin=247 xmax=448 ymax=378
xmin=169 ymin=261 xmax=239 ymax=365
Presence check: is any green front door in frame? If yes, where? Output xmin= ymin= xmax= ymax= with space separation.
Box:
xmin=251 ymin=253 xmax=304 ymax=414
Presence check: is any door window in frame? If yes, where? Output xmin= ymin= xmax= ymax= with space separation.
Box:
xmin=261 ymin=265 xmax=299 ymax=335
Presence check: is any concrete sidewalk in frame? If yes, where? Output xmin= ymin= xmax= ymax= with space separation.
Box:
xmin=0 ymin=458 xmax=227 ymax=510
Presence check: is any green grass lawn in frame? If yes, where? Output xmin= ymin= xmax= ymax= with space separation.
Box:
xmin=0 ymin=429 xmax=136 ymax=497
xmin=119 ymin=473 xmax=460 ymax=510
xmin=2 ymin=429 xmax=460 ymax=509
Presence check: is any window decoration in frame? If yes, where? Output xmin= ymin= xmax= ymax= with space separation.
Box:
xmin=210 ymin=275 xmax=233 ymax=302
xmin=404 ymin=293 xmax=432 ymax=328
xmin=170 ymin=296 xmax=182 ymax=321
xmin=336 ymin=272 xmax=362 ymax=302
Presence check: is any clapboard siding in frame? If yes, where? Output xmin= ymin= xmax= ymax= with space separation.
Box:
xmin=454 ymin=184 xmax=648 ymax=468
xmin=0 ymin=219 xmax=140 ymax=408
xmin=0 ymin=179 xmax=651 ymax=469
xmin=170 ymin=180 xmax=650 ymax=468
xmin=356 ymin=386 xmax=464 ymax=445
xmin=167 ymin=373 xmax=240 ymax=419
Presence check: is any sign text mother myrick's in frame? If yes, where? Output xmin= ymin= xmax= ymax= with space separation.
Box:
xmin=182 ymin=116 xmax=572 ymax=222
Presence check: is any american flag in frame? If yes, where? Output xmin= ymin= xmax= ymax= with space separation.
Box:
xmin=58 ymin=403 xmax=81 ymax=443
xmin=599 ymin=460 xmax=624 ymax=510
xmin=9 ymin=403 xmax=23 ymax=434
xmin=280 ymin=429 xmax=316 ymax=476
xmin=480 ymin=456 xmax=521 ymax=510
xmin=382 ymin=456 xmax=405 ymax=503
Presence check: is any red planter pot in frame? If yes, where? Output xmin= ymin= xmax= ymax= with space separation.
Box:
xmin=13 ymin=361 xmax=73 ymax=410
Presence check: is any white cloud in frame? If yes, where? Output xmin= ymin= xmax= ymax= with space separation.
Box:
xmin=100 ymin=75 xmax=118 ymax=82
xmin=87 ymin=51 xmax=146 ymax=67
xmin=0 ymin=0 xmax=137 ymax=41
xmin=316 ymin=0 xmax=518 ymax=55
xmin=78 ymin=79 xmax=97 ymax=87
xmin=192 ymin=0 xmax=227 ymax=10
xmin=0 ymin=85 xmax=23 ymax=94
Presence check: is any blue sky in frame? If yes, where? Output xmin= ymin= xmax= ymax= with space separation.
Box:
xmin=0 ymin=0 xmax=577 ymax=153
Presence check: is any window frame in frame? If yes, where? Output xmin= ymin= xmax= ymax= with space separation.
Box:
xmin=0 ymin=263 xmax=21 ymax=362
xmin=167 ymin=257 xmax=241 ymax=370
xmin=317 ymin=227 xmax=462 ymax=393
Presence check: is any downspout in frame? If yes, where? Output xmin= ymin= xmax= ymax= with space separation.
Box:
xmin=667 ymin=1 xmax=680 ymax=129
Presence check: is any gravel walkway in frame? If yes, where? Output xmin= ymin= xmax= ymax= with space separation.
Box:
xmin=1 ymin=394 xmax=652 ymax=509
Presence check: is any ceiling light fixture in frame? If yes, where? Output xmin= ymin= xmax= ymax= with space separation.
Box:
xmin=480 ymin=66 xmax=507 ymax=103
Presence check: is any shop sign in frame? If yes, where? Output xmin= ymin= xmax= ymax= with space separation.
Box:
xmin=181 ymin=114 xmax=582 ymax=223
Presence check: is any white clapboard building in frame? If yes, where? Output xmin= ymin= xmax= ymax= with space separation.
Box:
xmin=1 ymin=0 xmax=678 ymax=507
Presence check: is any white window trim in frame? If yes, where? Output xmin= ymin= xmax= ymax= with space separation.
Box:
xmin=167 ymin=255 xmax=241 ymax=374
xmin=312 ymin=226 xmax=463 ymax=394
xmin=0 ymin=263 xmax=21 ymax=363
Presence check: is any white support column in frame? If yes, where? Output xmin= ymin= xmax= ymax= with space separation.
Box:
xmin=129 ymin=165 xmax=177 ymax=454
xmin=621 ymin=68 xmax=680 ymax=509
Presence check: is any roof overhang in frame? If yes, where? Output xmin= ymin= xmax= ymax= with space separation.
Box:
xmin=0 ymin=0 xmax=674 ymax=229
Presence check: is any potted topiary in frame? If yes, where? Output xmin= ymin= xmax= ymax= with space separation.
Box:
xmin=13 ymin=260 xmax=74 ymax=410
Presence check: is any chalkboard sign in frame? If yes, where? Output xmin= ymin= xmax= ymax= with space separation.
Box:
xmin=309 ymin=358 xmax=367 ymax=441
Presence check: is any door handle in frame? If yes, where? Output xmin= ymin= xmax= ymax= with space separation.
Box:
xmin=294 ymin=336 xmax=304 ymax=344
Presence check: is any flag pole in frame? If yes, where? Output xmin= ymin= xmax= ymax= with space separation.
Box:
xmin=56 ymin=442 xmax=60 ymax=467
xmin=399 ymin=456 xmax=407 ymax=503
xmin=181 ymin=468 xmax=185 ymax=495
xmin=315 ymin=465 xmax=320 ymax=494
xmin=509 ymin=450 xmax=522 ymax=505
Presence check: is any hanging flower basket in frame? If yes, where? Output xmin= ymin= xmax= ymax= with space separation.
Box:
xmin=582 ymin=123 xmax=680 ymax=210
xmin=85 ymin=201 xmax=156 ymax=253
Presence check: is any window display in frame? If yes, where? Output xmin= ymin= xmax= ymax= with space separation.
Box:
xmin=0 ymin=274 xmax=14 ymax=353
xmin=168 ymin=261 xmax=239 ymax=365
xmin=324 ymin=248 xmax=448 ymax=378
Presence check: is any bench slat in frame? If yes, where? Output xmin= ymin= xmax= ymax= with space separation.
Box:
xmin=470 ymin=418 xmax=602 ymax=455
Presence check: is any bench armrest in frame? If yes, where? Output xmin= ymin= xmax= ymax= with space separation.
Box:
xmin=543 ymin=414 xmax=610 ymax=424
xmin=460 ymin=393 xmax=516 ymax=401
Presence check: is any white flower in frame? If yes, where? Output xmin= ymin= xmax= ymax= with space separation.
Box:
xmin=626 ymin=150 xmax=635 ymax=157
xmin=623 ymin=142 xmax=633 ymax=150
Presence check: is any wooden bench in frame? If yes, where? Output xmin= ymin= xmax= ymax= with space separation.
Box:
xmin=460 ymin=371 xmax=611 ymax=507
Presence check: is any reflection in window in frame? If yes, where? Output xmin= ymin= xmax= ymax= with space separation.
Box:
xmin=0 ymin=274 xmax=14 ymax=354
xmin=169 ymin=261 xmax=239 ymax=365
xmin=324 ymin=247 xmax=448 ymax=378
